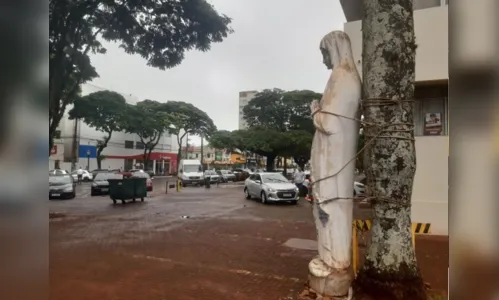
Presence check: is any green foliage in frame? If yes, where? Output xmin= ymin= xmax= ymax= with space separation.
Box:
xmin=243 ymin=89 xmax=322 ymax=133
xmin=239 ymin=88 xmax=322 ymax=166
xmin=49 ymin=0 xmax=233 ymax=152
xmin=122 ymin=100 xmax=173 ymax=166
xmin=69 ymin=90 xmax=127 ymax=133
xmin=164 ymin=101 xmax=217 ymax=144
xmin=68 ymin=90 xmax=127 ymax=168
xmin=162 ymin=100 xmax=216 ymax=171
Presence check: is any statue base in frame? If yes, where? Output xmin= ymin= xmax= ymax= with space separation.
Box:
xmin=306 ymin=268 xmax=353 ymax=299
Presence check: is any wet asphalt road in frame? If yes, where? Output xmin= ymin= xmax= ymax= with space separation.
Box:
xmin=49 ymin=178 xmax=447 ymax=300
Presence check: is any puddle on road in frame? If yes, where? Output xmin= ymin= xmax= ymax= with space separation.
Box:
xmin=283 ymin=238 xmax=317 ymax=251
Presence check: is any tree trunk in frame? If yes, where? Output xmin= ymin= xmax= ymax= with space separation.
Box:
xmin=143 ymin=148 xmax=149 ymax=169
xmin=266 ymin=154 xmax=275 ymax=171
xmin=177 ymin=148 xmax=182 ymax=173
xmin=96 ymin=132 xmax=112 ymax=170
xmin=283 ymin=157 xmax=288 ymax=176
xmin=352 ymin=0 xmax=426 ymax=299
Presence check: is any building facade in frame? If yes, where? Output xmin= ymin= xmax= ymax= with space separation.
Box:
xmin=340 ymin=0 xmax=449 ymax=234
xmin=184 ymin=145 xmax=234 ymax=166
xmin=238 ymin=90 xmax=258 ymax=130
xmin=49 ymin=83 xmax=179 ymax=174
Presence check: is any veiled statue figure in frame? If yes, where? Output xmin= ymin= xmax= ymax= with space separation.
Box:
xmin=308 ymin=31 xmax=361 ymax=299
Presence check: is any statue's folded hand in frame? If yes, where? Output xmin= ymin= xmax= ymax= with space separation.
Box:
xmin=310 ymin=99 xmax=321 ymax=115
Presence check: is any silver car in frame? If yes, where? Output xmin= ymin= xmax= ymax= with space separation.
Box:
xmin=219 ymin=170 xmax=236 ymax=182
xmin=244 ymin=172 xmax=299 ymax=204
xmin=204 ymin=170 xmax=220 ymax=183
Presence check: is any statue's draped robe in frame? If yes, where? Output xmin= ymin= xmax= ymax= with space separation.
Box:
xmin=308 ymin=31 xmax=361 ymax=298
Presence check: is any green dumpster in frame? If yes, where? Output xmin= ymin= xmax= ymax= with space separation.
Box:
xmin=131 ymin=177 xmax=147 ymax=199
xmin=108 ymin=178 xmax=146 ymax=204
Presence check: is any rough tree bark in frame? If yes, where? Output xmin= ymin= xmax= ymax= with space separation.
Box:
xmin=352 ymin=0 xmax=427 ymax=299
xmin=266 ymin=154 xmax=276 ymax=171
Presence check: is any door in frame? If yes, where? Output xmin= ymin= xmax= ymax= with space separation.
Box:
xmin=247 ymin=174 xmax=257 ymax=195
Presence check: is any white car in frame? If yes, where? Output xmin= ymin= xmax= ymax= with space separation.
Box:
xmin=204 ymin=170 xmax=220 ymax=183
xmin=71 ymin=170 xmax=93 ymax=181
xmin=354 ymin=181 xmax=365 ymax=196
xmin=244 ymin=172 xmax=299 ymax=204
xmin=49 ymin=169 xmax=69 ymax=175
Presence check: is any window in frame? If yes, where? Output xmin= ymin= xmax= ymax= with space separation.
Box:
xmin=413 ymin=0 xmax=441 ymax=10
xmin=53 ymin=130 xmax=61 ymax=139
xmin=195 ymin=153 xmax=199 ymax=158
xmin=135 ymin=142 xmax=145 ymax=149
xmin=413 ymin=98 xmax=448 ymax=136
xmin=206 ymin=153 xmax=211 ymax=158
xmin=124 ymin=140 xmax=134 ymax=149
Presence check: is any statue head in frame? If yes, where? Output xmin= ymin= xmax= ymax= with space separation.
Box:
xmin=319 ymin=31 xmax=354 ymax=70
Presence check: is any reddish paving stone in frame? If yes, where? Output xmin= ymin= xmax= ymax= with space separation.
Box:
xmin=50 ymin=190 xmax=448 ymax=300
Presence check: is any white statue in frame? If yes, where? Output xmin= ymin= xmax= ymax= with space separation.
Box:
xmin=308 ymin=31 xmax=361 ymax=299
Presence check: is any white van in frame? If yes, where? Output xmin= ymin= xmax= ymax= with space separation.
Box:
xmin=178 ymin=159 xmax=204 ymax=186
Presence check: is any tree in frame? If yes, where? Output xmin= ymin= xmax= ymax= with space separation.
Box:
xmin=123 ymin=100 xmax=172 ymax=169
xmin=281 ymin=130 xmax=313 ymax=170
xmin=209 ymin=128 xmax=288 ymax=171
xmin=352 ymin=0 xmax=427 ymax=299
xmin=163 ymin=101 xmax=216 ymax=173
xmin=243 ymin=89 xmax=322 ymax=134
xmin=49 ymin=0 xmax=233 ymax=154
xmin=242 ymin=89 xmax=322 ymax=168
xmin=68 ymin=90 xmax=127 ymax=169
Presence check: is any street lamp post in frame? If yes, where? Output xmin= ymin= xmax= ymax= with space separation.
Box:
xmin=86 ymin=150 xmax=91 ymax=170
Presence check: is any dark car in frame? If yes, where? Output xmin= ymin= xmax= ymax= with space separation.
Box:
xmin=49 ymin=174 xmax=76 ymax=199
xmin=90 ymin=169 xmax=109 ymax=179
xmin=91 ymin=172 xmax=123 ymax=196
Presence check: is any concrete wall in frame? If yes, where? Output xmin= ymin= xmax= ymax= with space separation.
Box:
xmin=344 ymin=6 xmax=448 ymax=82
xmin=413 ymin=136 xmax=449 ymax=234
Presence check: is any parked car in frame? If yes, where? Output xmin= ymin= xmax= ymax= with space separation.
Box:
xmin=130 ymin=171 xmax=153 ymax=191
xmin=49 ymin=174 xmax=76 ymax=199
xmin=70 ymin=170 xmax=93 ymax=182
xmin=204 ymin=170 xmax=220 ymax=183
xmin=90 ymin=169 xmax=110 ymax=179
xmin=218 ymin=170 xmax=236 ymax=182
xmin=232 ymin=168 xmax=251 ymax=181
xmin=244 ymin=172 xmax=299 ymax=205
xmin=91 ymin=172 xmax=123 ymax=196
xmin=354 ymin=181 xmax=365 ymax=197
xmin=49 ymin=169 xmax=69 ymax=176
xmin=126 ymin=168 xmax=155 ymax=178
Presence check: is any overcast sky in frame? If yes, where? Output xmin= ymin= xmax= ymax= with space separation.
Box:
xmin=88 ymin=0 xmax=346 ymax=145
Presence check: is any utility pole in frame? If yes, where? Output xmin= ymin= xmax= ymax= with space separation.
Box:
xmin=200 ymin=134 xmax=204 ymax=165
xmin=71 ymin=118 xmax=79 ymax=171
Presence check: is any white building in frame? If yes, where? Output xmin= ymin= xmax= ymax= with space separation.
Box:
xmin=49 ymin=83 xmax=180 ymax=174
xmin=238 ymin=90 xmax=258 ymax=129
xmin=340 ymin=0 xmax=449 ymax=234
